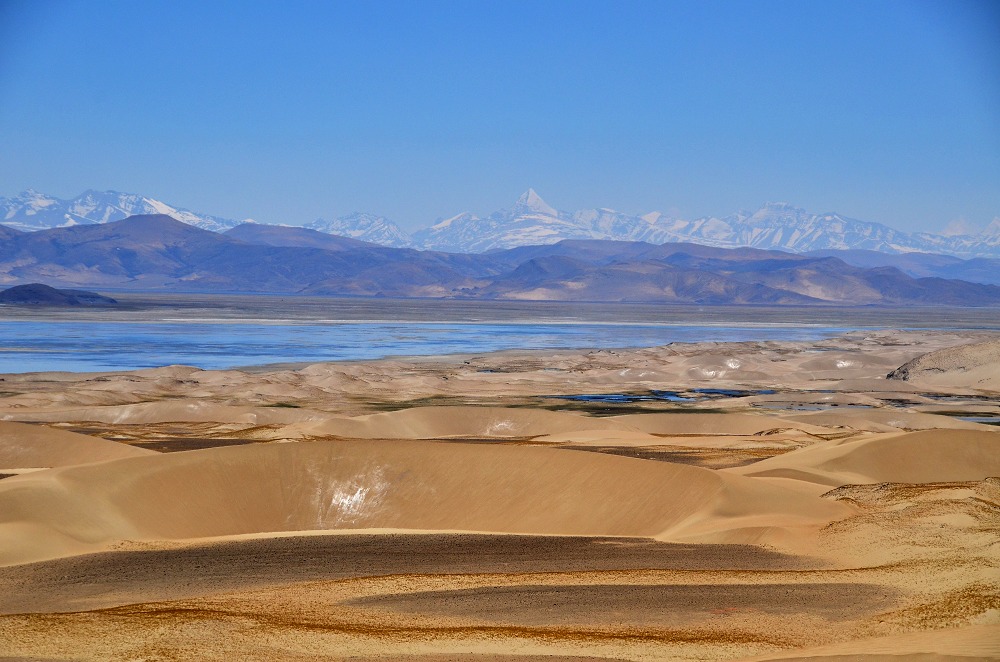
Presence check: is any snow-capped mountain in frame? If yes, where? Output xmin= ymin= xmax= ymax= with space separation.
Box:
xmin=650 ymin=205 xmax=1000 ymax=257
xmin=412 ymin=189 xmax=603 ymax=252
xmin=649 ymin=203 xmax=917 ymax=253
xmin=409 ymin=191 xmax=1000 ymax=258
xmin=306 ymin=212 xmax=412 ymax=248
xmin=4 ymin=187 xmax=998 ymax=260
xmin=0 ymin=189 xmax=240 ymax=233
xmin=408 ymin=191 xmax=919 ymax=254
xmin=911 ymin=217 xmax=1000 ymax=257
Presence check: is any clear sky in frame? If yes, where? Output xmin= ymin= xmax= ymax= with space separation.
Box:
xmin=0 ymin=0 xmax=998 ymax=232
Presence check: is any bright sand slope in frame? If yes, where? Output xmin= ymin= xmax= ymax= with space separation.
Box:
xmin=0 ymin=421 xmax=154 ymax=471
xmin=0 ymin=438 xmax=855 ymax=566
xmin=731 ymin=429 xmax=1000 ymax=486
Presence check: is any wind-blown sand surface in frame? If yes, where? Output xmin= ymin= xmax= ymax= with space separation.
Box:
xmin=0 ymin=330 xmax=997 ymax=660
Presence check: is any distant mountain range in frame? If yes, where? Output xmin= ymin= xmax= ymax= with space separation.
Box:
xmin=0 ymin=189 xmax=242 ymax=234
xmin=3 ymin=188 xmax=999 ymax=259
xmin=1 ymin=214 xmax=999 ymax=306
xmin=407 ymin=189 xmax=1000 ymax=258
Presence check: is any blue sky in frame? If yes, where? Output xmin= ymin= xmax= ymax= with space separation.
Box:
xmin=0 ymin=0 xmax=997 ymax=232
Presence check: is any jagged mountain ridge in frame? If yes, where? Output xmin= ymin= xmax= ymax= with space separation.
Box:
xmin=3 ymin=188 xmax=999 ymax=259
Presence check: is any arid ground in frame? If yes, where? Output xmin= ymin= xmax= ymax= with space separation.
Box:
xmin=0 ymin=329 xmax=997 ymax=660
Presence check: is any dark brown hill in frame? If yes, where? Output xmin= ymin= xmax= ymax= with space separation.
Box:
xmin=0 ymin=283 xmax=117 ymax=306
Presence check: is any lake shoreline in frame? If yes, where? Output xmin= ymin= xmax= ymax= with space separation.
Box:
xmin=3 ymin=293 xmax=1000 ymax=374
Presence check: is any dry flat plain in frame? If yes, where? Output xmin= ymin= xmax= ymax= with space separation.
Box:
xmin=0 ymin=326 xmax=998 ymax=660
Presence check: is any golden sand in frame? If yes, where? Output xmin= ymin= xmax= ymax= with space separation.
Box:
xmin=0 ymin=331 xmax=997 ymax=660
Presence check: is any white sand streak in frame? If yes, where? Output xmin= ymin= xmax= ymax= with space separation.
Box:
xmin=306 ymin=463 xmax=388 ymax=529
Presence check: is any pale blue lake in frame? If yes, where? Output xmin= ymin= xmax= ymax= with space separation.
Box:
xmin=3 ymin=296 xmax=997 ymax=374
xmin=0 ymin=319 xmax=856 ymax=373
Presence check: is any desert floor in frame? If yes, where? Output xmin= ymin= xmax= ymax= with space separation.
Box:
xmin=0 ymin=330 xmax=997 ymax=660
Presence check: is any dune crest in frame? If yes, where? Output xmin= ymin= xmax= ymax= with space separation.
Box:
xmin=0 ymin=421 xmax=153 ymax=471
xmin=731 ymin=429 xmax=1000 ymax=486
xmin=888 ymin=337 xmax=1000 ymax=391
xmin=292 ymin=406 xmax=627 ymax=439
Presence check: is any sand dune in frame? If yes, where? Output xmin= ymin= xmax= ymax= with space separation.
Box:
xmin=290 ymin=406 xmax=627 ymax=439
xmin=0 ymin=421 xmax=152 ymax=471
xmin=746 ymin=623 xmax=1000 ymax=660
xmin=0 ymin=438 xmax=853 ymax=565
xmin=1 ymin=331 xmax=998 ymax=661
xmin=732 ymin=429 xmax=1000 ymax=486
xmin=783 ymin=408 xmax=994 ymax=432
xmin=0 ymin=533 xmax=806 ymax=615
xmin=256 ymin=407 xmax=835 ymax=442
xmin=611 ymin=412 xmax=830 ymax=436
xmin=2 ymin=400 xmax=330 ymax=426
xmin=5 ymin=400 xmax=987 ymax=441
xmin=888 ymin=337 xmax=1000 ymax=391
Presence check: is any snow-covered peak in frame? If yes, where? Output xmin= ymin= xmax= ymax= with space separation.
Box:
xmin=307 ymin=212 xmax=413 ymax=248
xmin=515 ymin=189 xmax=558 ymax=216
xmin=11 ymin=189 xmax=59 ymax=216
xmin=981 ymin=217 xmax=1000 ymax=238
xmin=429 ymin=212 xmax=475 ymax=230
xmin=0 ymin=189 xmax=240 ymax=232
